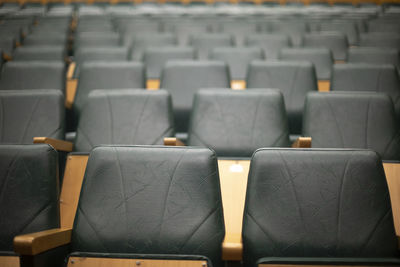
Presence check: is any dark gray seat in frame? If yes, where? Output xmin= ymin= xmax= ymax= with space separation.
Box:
xmin=74 ymin=61 xmax=145 ymax=119
xmin=160 ymin=60 xmax=230 ymax=133
xmin=359 ymin=33 xmax=400 ymax=49
xmin=331 ymin=63 xmax=400 ymax=121
xmin=164 ymin=23 xmax=210 ymax=46
xmin=0 ymin=61 xmax=65 ymax=91
xmin=0 ymin=144 xmax=60 ymax=259
xmin=270 ymin=21 xmax=308 ymax=47
xmin=13 ymin=46 xmax=66 ymax=61
xmin=247 ymin=61 xmax=318 ymax=135
xmin=129 ymin=33 xmax=177 ymax=61
xmin=302 ymin=32 xmax=348 ymax=61
xmin=75 ymin=32 xmax=121 ymax=49
xmin=71 ymin=145 xmax=224 ymax=266
xmin=187 ymin=89 xmax=290 ymax=157
xmin=245 ymin=34 xmax=291 ymax=60
xmin=320 ymin=21 xmax=359 ymax=45
xmin=189 ymin=34 xmax=234 ymax=60
xmin=279 ymin=47 xmax=333 ymax=80
xmin=209 ymin=47 xmax=264 ymax=80
xmin=74 ymin=89 xmax=174 ymax=152
xmin=218 ymin=21 xmax=259 ymax=46
xmin=0 ymin=35 xmax=16 ymax=57
xmin=143 ymin=47 xmax=195 ymax=80
xmin=0 ymin=90 xmax=65 ymax=143
xmin=303 ymin=92 xmax=400 ymax=160
xmin=23 ymin=33 xmax=67 ymax=46
xmin=243 ymin=148 xmax=399 ymax=267
xmin=347 ymin=47 xmax=400 ymax=67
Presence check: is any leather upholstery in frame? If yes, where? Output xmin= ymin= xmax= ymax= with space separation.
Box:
xmin=218 ymin=22 xmax=259 ymax=46
xmin=143 ymin=47 xmax=195 ymax=79
xmin=302 ymin=32 xmax=348 ymax=61
xmin=0 ymin=35 xmax=15 ymax=56
xmin=75 ymin=32 xmax=121 ymax=48
xmin=71 ymin=146 xmax=224 ymax=267
xmin=347 ymin=47 xmax=400 ymax=67
xmin=74 ymin=89 xmax=174 ymax=152
xmin=359 ymin=33 xmax=400 ymax=49
xmin=0 ymin=90 xmax=65 ymax=143
xmin=245 ymin=34 xmax=291 ymax=60
xmin=160 ymin=60 xmax=230 ymax=132
xmin=0 ymin=144 xmax=59 ymax=252
xmin=129 ymin=33 xmax=177 ymax=60
xmin=210 ymin=47 xmax=264 ymax=80
xmin=165 ymin=23 xmax=210 ymax=46
xmin=74 ymin=61 xmax=145 ymax=117
xmin=331 ymin=63 xmax=400 ymax=121
xmin=189 ymin=34 xmax=234 ymax=60
xmin=279 ymin=48 xmax=333 ymax=80
xmin=303 ymin=92 xmax=400 ymax=160
xmin=13 ymin=46 xmax=66 ymax=61
xmin=0 ymin=61 xmax=65 ymax=91
xmin=247 ymin=60 xmax=318 ymax=135
xmin=270 ymin=21 xmax=308 ymax=47
xmin=320 ymin=21 xmax=358 ymax=45
xmin=243 ymin=148 xmax=398 ymax=267
xmin=187 ymin=89 xmax=290 ymax=157
xmin=23 ymin=33 xmax=67 ymax=46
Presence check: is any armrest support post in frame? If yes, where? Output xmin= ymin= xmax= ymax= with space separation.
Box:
xmin=33 ymin=137 xmax=73 ymax=152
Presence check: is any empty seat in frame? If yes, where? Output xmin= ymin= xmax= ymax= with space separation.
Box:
xmin=74 ymin=61 xmax=145 ymax=118
xmin=270 ymin=21 xmax=308 ymax=47
xmin=13 ymin=46 xmax=65 ymax=61
xmin=210 ymin=47 xmax=264 ymax=81
xmin=165 ymin=23 xmax=210 ymax=46
xmin=129 ymin=33 xmax=177 ymax=61
xmin=359 ymin=33 xmax=400 ymax=49
xmin=187 ymin=89 xmax=290 ymax=157
xmin=143 ymin=46 xmax=195 ymax=80
xmin=279 ymin=47 xmax=333 ymax=80
xmin=0 ymin=144 xmax=60 ymax=262
xmin=218 ymin=21 xmax=259 ymax=46
xmin=347 ymin=47 xmax=400 ymax=67
xmin=331 ymin=63 xmax=400 ymax=121
xmin=303 ymin=32 xmax=348 ymax=61
xmin=245 ymin=34 xmax=291 ymax=60
xmin=160 ymin=60 xmax=230 ymax=133
xmin=303 ymin=92 xmax=400 ymax=160
xmin=0 ymin=35 xmax=16 ymax=58
xmin=74 ymin=90 xmax=174 ymax=152
xmin=23 ymin=33 xmax=67 ymax=47
xmin=0 ymin=61 xmax=65 ymax=91
xmin=320 ymin=21 xmax=359 ymax=45
xmin=75 ymin=32 xmax=121 ymax=49
xmin=190 ymin=34 xmax=234 ymax=60
xmin=243 ymin=148 xmax=399 ymax=267
xmin=247 ymin=61 xmax=318 ymax=135
xmin=0 ymin=90 xmax=64 ymax=144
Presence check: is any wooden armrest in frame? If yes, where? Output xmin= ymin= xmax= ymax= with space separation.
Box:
xmin=14 ymin=228 xmax=72 ymax=256
xmin=164 ymin=137 xmax=185 ymax=146
xmin=222 ymin=233 xmax=243 ymax=261
xmin=67 ymin=62 xmax=76 ymax=80
xmin=33 ymin=137 xmax=73 ymax=152
xmin=292 ymin=137 xmax=312 ymax=148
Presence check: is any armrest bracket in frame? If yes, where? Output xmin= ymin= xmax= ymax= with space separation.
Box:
xmin=33 ymin=137 xmax=73 ymax=152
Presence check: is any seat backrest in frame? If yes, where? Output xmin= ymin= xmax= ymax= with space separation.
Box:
xmin=0 ymin=144 xmax=59 ymax=252
xmin=247 ymin=61 xmax=318 ymax=135
xmin=0 ymin=90 xmax=65 ymax=143
xmin=210 ymin=47 xmax=264 ymax=80
xmin=303 ymin=92 xmax=400 ymax=160
xmin=160 ymin=60 xmax=230 ymax=132
xmin=13 ymin=46 xmax=65 ymax=61
xmin=243 ymin=148 xmax=398 ymax=267
xmin=71 ymin=145 xmax=224 ymax=266
xmin=279 ymin=47 xmax=333 ymax=80
xmin=75 ymin=89 xmax=174 ymax=152
xmin=302 ymin=32 xmax=348 ymax=61
xmin=245 ymin=34 xmax=291 ymax=60
xmin=320 ymin=21 xmax=359 ymax=45
xmin=187 ymin=89 xmax=290 ymax=157
xmin=23 ymin=33 xmax=67 ymax=46
xmin=359 ymin=33 xmax=400 ymax=49
xmin=0 ymin=61 xmax=65 ymax=91
xmin=270 ymin=21 xmax=308 ymax=47
xmin=331 ymin=63 xmax=400 ymax=121
xmin=189 ymin=34 xmax=234 ymax=60
xmin=347 ymin=47 xmax=400 ymax=67
xmin=75 ymin=32 xmax=121 ymax=48
xmin=218 ymin=21 xmax=259 ymax=46
xmin=74 ymin=61 xmax=145 ymax=116
xmin=129 ymin=33 xmax=177 ymax=60
xmin=143 ymin=46 xmax=195 ymax=79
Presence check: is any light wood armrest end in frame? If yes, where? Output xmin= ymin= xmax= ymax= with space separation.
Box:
xmin=14 ymin=228 xmax=72 ymax=256
xmin=34 ymin=137 xmax=73 ymax=152
xmin=67 ymin=62 xmax=76 ymax=80
xmin=222 ymin=234 xmax=243 ymax=261
xmin=292 ymin=137 xmax=312 ymax=148
xmin=164 ymin=137 xmax=185 ymax=146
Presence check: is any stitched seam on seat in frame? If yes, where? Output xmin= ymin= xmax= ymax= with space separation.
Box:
xmin=20 ymin=97 xmax=40 ymax=143
xmin=246 ymin=212 xmax=276 ymax=246
xmin=213 ymin=95 xmax=229 ymax=144
xmin=250 ymin=96 xmax=262 ymax=146
xmin=152 ymin=126 xmax=174 ymax=145
xmin=20 ymin=204 xmax=53 ymax=234
xmin=326 ymin=97 xmax=345 ymax=147
xmin=131 ymin=95 xmax=150 ymax=144
xmin=78 ymin=206 xmax=109 ymax=251
xmin=0 ymin=151 xmax=19 ymax=211
xmin=76 ymin=127 xmax=95 ymax=151
xmin=381 ymin=129 xmax=400 ymax=157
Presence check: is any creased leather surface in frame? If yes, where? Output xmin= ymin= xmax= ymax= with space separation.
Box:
xmin=74 ymin=89 xmax=174 ymax=152
xmin=320 ymin=22 xmax=358 ymax=45
xmin=247 ymin=61 xmax=318 ymax=135
xmin=71 ymin=146 xmax=224 ymax=267
xmin=331 ymin=63 xmax=400 ymax=122
xmin=243 ymin=148 xmax=398 ymax=267
xmin=347 ymin=48 xmax=400 ymax=68
xmin=13 ymin=46 xmax=66 ymax=61
xmin=303 ymin=92 xmax=400 ymax=160
xmin=0 ymin=61 xmax=65 ymax=91
xmin=210 ymin=47 xmax=264 ymax=80
xmin=160 ymin=60 xmax=230 ymax=132
xmin=187 ymin=89 xmax=290 ymax=157
xmin=302 ymin=33 xmax=348 ymax=61
xmin=359 ymin=33 xmax=400 ymax=49
xmin=0 ymin=144 xmax=59 ymax=251
xmin=245 ymin=34 xmax=291 ymax=60
xmin=189 ymin=34 xmax=234 ymax=60
xmin=129 ymin=33 xmax=177 ymax=61
xmin=74 ymin=61 xmax=145 ymax=117
xmin=0 ymin=90 xmax=65 ymax=143
xmin=270 ymin=21 xmax=308 ymax=47
xmin=218 ymin=22 xmax=258 ymax=46
xmin=279 ymin=48 xmax=333 ymax=80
